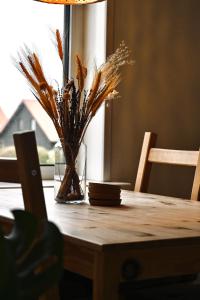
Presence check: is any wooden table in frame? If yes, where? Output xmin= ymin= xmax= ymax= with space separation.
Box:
xmin=0 ymin=188 xmax=200 ymax=300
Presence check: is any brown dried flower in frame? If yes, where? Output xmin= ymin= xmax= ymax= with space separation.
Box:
xmin=16 ymin=30 xmax=133 ymax=146
xmin=15 ymin=29 xmax=133 ymax=201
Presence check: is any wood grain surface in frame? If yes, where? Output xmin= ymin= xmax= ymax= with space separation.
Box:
xmin=1 ymin=187 xmax=200 ymax=299
xmin=0 ymin=188 xmax=200 ymax=248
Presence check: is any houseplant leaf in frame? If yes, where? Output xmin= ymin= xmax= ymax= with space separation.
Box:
xmin=0 ymin=210 xmax=63 ymax=300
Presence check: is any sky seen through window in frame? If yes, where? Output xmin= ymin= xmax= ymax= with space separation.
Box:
xmin=0 ymin=0 xmax=63 ymax=117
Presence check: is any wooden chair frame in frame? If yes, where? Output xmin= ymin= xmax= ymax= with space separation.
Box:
xmin=134 ymin=132 xmax=200 ymax=201
xmin=0 ymin=131 xmax=59 ymax=300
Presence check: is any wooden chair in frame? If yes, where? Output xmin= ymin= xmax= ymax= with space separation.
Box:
xmin=0 ymin=131 xmax=59 ymax=300
xmin=135 ymin=131 xmax=200 ymax=201
xmin=0 ymin=130 xmax=92 ymax=300
xmin=121 ymin=132 xmax=200 ymax=299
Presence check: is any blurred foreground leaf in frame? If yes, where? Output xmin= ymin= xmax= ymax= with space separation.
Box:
xmin=0 ymin=210 xmax=63 ymax=300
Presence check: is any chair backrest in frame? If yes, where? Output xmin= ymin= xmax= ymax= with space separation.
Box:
xmin=0 ymin=131 xmax=47 ymax=219
xmin=134 ymin=132 xmax=200 ymax=201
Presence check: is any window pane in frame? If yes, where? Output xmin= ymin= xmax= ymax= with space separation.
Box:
xmin=0 ymin=1 xmax=63 ymax=163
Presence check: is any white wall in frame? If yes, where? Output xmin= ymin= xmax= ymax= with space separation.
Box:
xmin=71 ymin=2 xmax=107 ymax=181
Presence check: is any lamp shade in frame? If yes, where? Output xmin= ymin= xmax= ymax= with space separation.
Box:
xmin=34 ymin=0 xmax=104 ymax=4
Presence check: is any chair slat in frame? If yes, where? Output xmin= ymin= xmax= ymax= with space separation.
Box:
xmin=191 ymin=151 xmax=200 ymax=201
xmin=134 ymin=132 xmax=157 ymax=192
xmin=0 ymin=158 xmax=19 ymax=183
xmin=148 ymin=148 xmax=199 ymax=166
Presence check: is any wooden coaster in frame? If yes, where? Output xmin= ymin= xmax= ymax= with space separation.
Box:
xmin=89 ymin=182 xmax=120 ymax=193
xmin=89 ymin=188 xmax=121 ymax=194
xmin=88 ymin=192 xmax=121 ymax=200
xmin=89 ymin=198 xmax=122 ymax=206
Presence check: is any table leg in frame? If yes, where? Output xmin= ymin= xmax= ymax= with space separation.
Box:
xmin=93 ymin=251 xmax=120 ymax=300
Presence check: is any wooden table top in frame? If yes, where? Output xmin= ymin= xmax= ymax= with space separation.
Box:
xmin=0 ymin=188 xmax=200 ymax=251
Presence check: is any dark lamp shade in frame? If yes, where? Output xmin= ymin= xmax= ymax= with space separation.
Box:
xmin=34 ymin=0 xmax=104 ymax=4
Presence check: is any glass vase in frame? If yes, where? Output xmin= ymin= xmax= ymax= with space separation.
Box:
xmin=54 ymin=140 xmax=86 ymax=203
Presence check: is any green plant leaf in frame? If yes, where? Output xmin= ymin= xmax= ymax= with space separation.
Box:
xmin=0 ymin=227 xmax=18 ymax=299
xmin=6 ymin=210 xmax=38 ymax=257
xmin=0 ymin=210 xmax=63 ymax=300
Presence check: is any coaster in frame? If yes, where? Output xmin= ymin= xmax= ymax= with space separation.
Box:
xmin=89 ymin=198 xmax=122 ymax=206
xmin=89 ymin=182 xmax=121 ymax=193
xmin=88 ymin=192 xmax=121 ymax=200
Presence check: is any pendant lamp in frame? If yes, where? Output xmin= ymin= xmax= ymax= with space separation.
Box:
xmin=34 ymin=0 xmax=104 ymax=4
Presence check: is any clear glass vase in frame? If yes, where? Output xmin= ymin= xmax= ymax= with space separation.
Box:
xmin=54 ymin=140 xmax=86 ymax=203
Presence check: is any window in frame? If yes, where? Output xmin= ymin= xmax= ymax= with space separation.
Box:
xmin=0 ymin=1 xmax=63 ymax=167
xmin=0 ymin=1 xmax=107 ymax=181
xmin=19 ymin=119 xmax=24 ymax=131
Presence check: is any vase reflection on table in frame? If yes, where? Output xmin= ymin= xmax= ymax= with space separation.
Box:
xmin=54 ymin=140 xmax=86 ymax=203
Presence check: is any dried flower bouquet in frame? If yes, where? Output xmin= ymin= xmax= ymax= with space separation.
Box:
xmin=16 ymin=29 xmax=133 ymax=202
